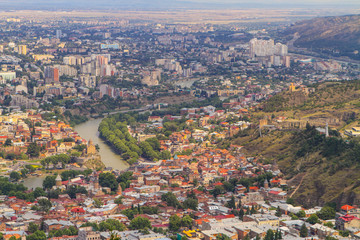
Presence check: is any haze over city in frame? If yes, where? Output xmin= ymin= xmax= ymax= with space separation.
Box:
xmin=0 ymin=0 xmax=359 ymax=10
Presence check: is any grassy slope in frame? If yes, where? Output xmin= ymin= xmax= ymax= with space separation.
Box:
xmin=260 ymin=81 xmax=360 ymax=133
xmin=234 ymin=81 xmax=360 ymax=208
xmin=235 ymin=129 xmax=360 ymax=208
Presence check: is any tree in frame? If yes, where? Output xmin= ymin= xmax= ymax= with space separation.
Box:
xmin=212 ymin=185 xmax=224 ymax=198
xmin=33 ymin=187 xmax=46 ymax=198
xmin=161 ymin=192 xmax=181 ymax=208
xmin=129 ymin=216 xmax=151 ymax=230
xmin=169 ymin=214 xmax=182 ymax=231
xmin=183 ymin=197 xmax=198 ymax=210
xmin=339 ymin=230 xmax=350 ymax=237
xmin=300 ymin=224 xmax=308 ymax=237
xmin=10 ymin=171 xmax=21 ymax=181
xmin=99 ymin=219 xmax=126 ymax=232
xmin=25 ymin=165 xmax=36 ymax=173
xmin=110 ymin=233 xmax=121 ymax=240
xmin=181 ymin=215 xmax=193 ymax=229
xmin=324 ymin=222 xmax=334 ymax=228
xmin=21 ymin=168 xmax=29 ymax=177
xmin=27 ymin=142 xmax=41 ymax=158
xmin=4 ymin=139 xmax=12 ymax=146
xmin=317 ymin=206 xmax=336 ymax=220
xmin=99 ymin=172 xmax=118 ymax=191
xmin=264 ymin=229 xmax=274 ymax=240
xmin=325 ymin=237 xmax=337 ymax=240
xmin=37 ymin=198 xmax=52 ymax=212
xmin=114 ymin=196 xmax=123 ymax=204
xmin=290 ymin=213 xmax=299 ymax=220
xmin=275 ymin=206 xmax=282 ymax=217
xmin=226 ymin=196 xmax=236 ymax=209
xmin=28 ymin=222 xmax=39 ymax=233
xmin=26 ymin=230 xmax=47 ymax=240
xmin=181 ymin=236 xmax=189 ymax=240
xmin=159 ymin=150 xmax=171 ymax=160
xmin=216 ymin=234 xmax=232 ymax=240
xmin=66 ymin=185 xmax=87 ymax=199
xmin=296 ymin=210 xmax=306 ymax=218
xmin=93 ymin=198 xmax=103 ymax=208
xmin=43 ymin=176 xmax=56 ymax=189
xmin=117 ymin=171 xmax=133 ymax=190
xmin=307 ymin=214 xmax=320 ymax=224
xmin=239 ymin=208 xmax=245 ymax=220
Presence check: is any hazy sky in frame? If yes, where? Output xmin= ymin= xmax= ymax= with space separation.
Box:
xmin=0 ymin=0 xmax=359 ymax=10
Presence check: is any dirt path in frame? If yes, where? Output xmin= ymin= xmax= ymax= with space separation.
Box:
xmin=290 ymin=173 xmax=307 ymax=198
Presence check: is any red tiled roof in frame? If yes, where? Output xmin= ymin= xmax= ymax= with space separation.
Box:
xmin=71 ymin=207 xmax=85 ymax=213
xmin=269 ymin=190 xmax=280 ymax=195
xmin=213 ymin=182 xmax=224 ymax=186
xmin=339 ymin=214 xmax=360 ymax=222
xmin=341 ymin=205 xmax=355 ymax=211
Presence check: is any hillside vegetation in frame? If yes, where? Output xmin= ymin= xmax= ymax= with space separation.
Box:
xmin=234 ymin=80 xmax=360 ymax=208
xmin=260 ymin=81 xmax=360 ymax=130
xmin=283 ymin=14 xmax=360 ymax=60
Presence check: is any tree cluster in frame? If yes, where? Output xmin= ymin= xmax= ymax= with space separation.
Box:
xmin=169 ymin=215 xmax=193 ymax=232
xmin=99 ymin=117 xmax=171 ymax=163
xmin=81 ymin=219 xmax=126 ymax=232
xmin=122 ymin=204 xmax=159 ymax=220
xmin=41 ymin=154 xmax=70 ymax=169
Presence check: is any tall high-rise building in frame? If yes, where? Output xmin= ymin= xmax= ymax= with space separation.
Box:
xmin=18 ymin=45 xmax=27 ymax=55
xmin=249 ymin=38 xmax=274 ymax=58
xmin=284 ymin=56 xmax=291 ymax=68
xmin=44 ymin=66 xmax=59 ymax=83
xmin=274 ymin=43 xmax=288 ymax=56
xmin=56 ymin=30 xmax=62 ymax=39
xmin=249 ymin=38 xmax=287 ymax=58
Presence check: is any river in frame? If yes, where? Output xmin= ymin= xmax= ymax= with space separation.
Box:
xmin=74 ymin=117 xmax=129 ymax=171
xmin=23 ymin=117 xmax=129 ymax=189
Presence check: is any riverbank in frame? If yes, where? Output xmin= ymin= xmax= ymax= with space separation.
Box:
xmin=74 ymin=117 xmax=130 ymax=171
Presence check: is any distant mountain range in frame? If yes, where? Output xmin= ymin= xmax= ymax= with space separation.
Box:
xmin=283 ymin=14 xmax=360 ymax=60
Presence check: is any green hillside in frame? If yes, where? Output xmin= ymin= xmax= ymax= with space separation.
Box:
xmin=233 ymin=80 xmax=360 ymax=208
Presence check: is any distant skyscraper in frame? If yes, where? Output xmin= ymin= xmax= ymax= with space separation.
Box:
xmin=56 ymin=30 xmax=62 ymax=39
